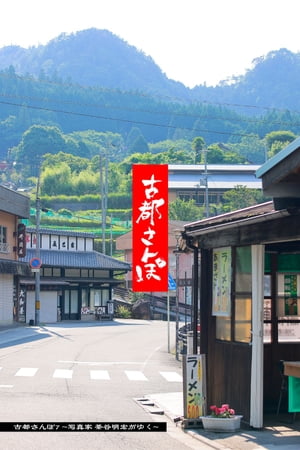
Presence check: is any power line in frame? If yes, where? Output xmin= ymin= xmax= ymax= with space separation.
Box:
xmin=1 ymin=70 xmax=300 ymax=116
xmin=1 ymin=92 xmax=300 ymax=129
xmin=0 ymin=99 xmax=261 ymax=138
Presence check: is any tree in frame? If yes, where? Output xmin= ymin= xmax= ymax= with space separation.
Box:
xmin=220 ymin=185 xmax=265 ymax=212
xmin=192 ymin=136 xmax=205 ymax=164
xmin=169 ymin=198 xmax=203 ymax=221
xmin=131 ymin=134 xmax=149 ymax=153
xmin=13 ymin=125 xmax=66 ymax=171
xmin=265 ymin=130 xmax=297 ymax=158
xmin=40 ymin=163 xmax=73 ymax=195
xmin=230 ymin=134 xmax=267 ymax=164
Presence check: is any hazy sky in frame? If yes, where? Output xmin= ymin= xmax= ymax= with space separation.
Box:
xmin=1 ymin=0 xmax=300 ymax=88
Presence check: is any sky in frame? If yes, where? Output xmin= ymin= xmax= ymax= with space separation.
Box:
xmin=1 ymin=0 xmax=300 ymax=88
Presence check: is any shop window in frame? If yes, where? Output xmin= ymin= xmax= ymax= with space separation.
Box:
xmin=53 ymin=268 xmax=61 ymax=277
xmin=277 ymin=273 xmax=300 ymax=342
xmin=81 ymin=289 xmax=89 ymax=308
xmin=81 ymin=269 xmax=89 ymax=278
xmin=65 ymin=268 xmax=80 ymax=277
xmin=216 ymin=316 xmax=231 ymax=341
xmin=234 ymin=246 xmax=252 ymax=343
xmin=94 ymin=270 xmax=110 ymax=278
xmin=89 ymin=289 xmax=110 ymax=312
xmin=0 ymin=225 xmax=8 ymax=253
xmin=43 ymin=268 xmax=52 ymax=277
xmin=215 ymin=246 xmax=252 ymax=343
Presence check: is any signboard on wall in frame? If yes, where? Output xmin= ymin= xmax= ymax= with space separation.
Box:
xmin=212 ymin=247 xmax=232 ymax=316
xmin=132 ymin=164 xmax=168 ymax=292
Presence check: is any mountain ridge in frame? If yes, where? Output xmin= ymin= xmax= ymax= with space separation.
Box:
xmin=0 ymin=29 xmax=300 ymax=111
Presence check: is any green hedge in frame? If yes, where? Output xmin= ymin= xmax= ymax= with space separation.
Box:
xmin=37 ymin=193 xmax=132 ymax=209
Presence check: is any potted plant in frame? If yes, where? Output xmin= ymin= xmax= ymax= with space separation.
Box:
xmin=200 ymin=404 xmax=243 ymax=432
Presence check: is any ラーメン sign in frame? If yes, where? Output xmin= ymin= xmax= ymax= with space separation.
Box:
xmin=132 ymin=164 xmax=168 ymax=292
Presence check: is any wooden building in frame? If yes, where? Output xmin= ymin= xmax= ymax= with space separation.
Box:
xmin=182 ymin=137 xmax=300 ymax=428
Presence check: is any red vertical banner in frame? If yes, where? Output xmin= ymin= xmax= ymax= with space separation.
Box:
xmin=132 ymin=164 xmax=168 ymax=292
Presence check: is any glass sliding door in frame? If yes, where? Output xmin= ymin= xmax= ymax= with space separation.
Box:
xmin=62 ymin=289 xmax=79 ymax=320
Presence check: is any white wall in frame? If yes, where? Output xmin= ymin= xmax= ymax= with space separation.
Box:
xmin=26 ymin=291 xmax=58 ymax=324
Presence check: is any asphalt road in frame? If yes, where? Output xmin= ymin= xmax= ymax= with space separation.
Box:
xmin=0 ymin=320 xmax=205 ymax=450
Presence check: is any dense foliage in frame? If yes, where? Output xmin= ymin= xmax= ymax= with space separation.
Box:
xmin=0 ymin=31 xmax=300 ymax=163
xmin=0 ymin=30 xmax=299 ymax=227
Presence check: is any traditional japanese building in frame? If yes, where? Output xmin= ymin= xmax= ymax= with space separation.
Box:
xmin=20 ymin=227 xmax=131 ymax=323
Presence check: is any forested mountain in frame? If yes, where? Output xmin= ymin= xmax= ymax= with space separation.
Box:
xmin=0 ymin=28 xmax=300 ymax=163
xmin=1 ymin=29 xmax=300 ymax=110
xmin=0 ymin=29 xmax=188 ymax=99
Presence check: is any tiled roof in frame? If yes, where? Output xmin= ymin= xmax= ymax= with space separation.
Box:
xmin=26 ymin=227 xmax=95 ymax=238
xmin=21 ymin=248 xmax=131 ymax=271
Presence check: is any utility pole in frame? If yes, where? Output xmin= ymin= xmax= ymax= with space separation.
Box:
xmin=34 ymin=172 xmax=41 ymax=326
xmin=203 ymin=147 xmax=209 ymax=218
xmin=100 ymin=153 xmax=108 ymax=254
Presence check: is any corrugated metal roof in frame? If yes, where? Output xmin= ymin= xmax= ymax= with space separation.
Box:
xmin=21 ymin=248 xmax=131 ymax=271
xmin=168 ymin=181 xmax=261 ymax=189
xmin=169 ymin=164 xmax=260 ymax=172
xmin=168 ymin=165 xmax=262 ymax=190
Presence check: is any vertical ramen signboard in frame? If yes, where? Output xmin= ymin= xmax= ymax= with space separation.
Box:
xmin=132 ymin=164 xmax=168 ymax=293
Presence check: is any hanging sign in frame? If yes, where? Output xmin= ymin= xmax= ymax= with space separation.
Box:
xmin=212 ymin=247 xmax=231 ymax=316
xmin=132 ymin=164 xmax=168 ymax=292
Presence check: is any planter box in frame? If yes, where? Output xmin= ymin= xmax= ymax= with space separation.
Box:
xmin=200 ymin=415 xmax=243 ymax=432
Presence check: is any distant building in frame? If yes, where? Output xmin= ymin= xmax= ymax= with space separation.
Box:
xmin=168 ymin=164 xmax=262 ymax=205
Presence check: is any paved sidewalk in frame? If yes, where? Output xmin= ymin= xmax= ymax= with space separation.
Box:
xmin=145 ymin=392 xmax=300 ymax=450
xmin=0 ymin=323 xmax=52 ymax=348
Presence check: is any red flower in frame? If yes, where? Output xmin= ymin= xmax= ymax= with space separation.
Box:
xmin=209 ymin=404 xmax=236 ymax=418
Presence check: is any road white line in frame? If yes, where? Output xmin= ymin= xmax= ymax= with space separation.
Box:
xmin=90 ymin=370 xmax=110 ymax=380
xmin=53 ymin=369 xmax=73 ymax=379
xmin=58 ymin=360 xmax=142 ymax=365
xmin=15 ymin=368 xmax=38 ymax=377
xmin=0 ymin=385 xmax=13 ymax=388
xmin=125 ymin=370 xmax=148 ymax=381
xmin=160 ymin=371 xmax=183 ymax=382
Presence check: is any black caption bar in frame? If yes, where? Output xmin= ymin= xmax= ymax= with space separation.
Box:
xmin=0 ymin=422 xmax=167 ymax=432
